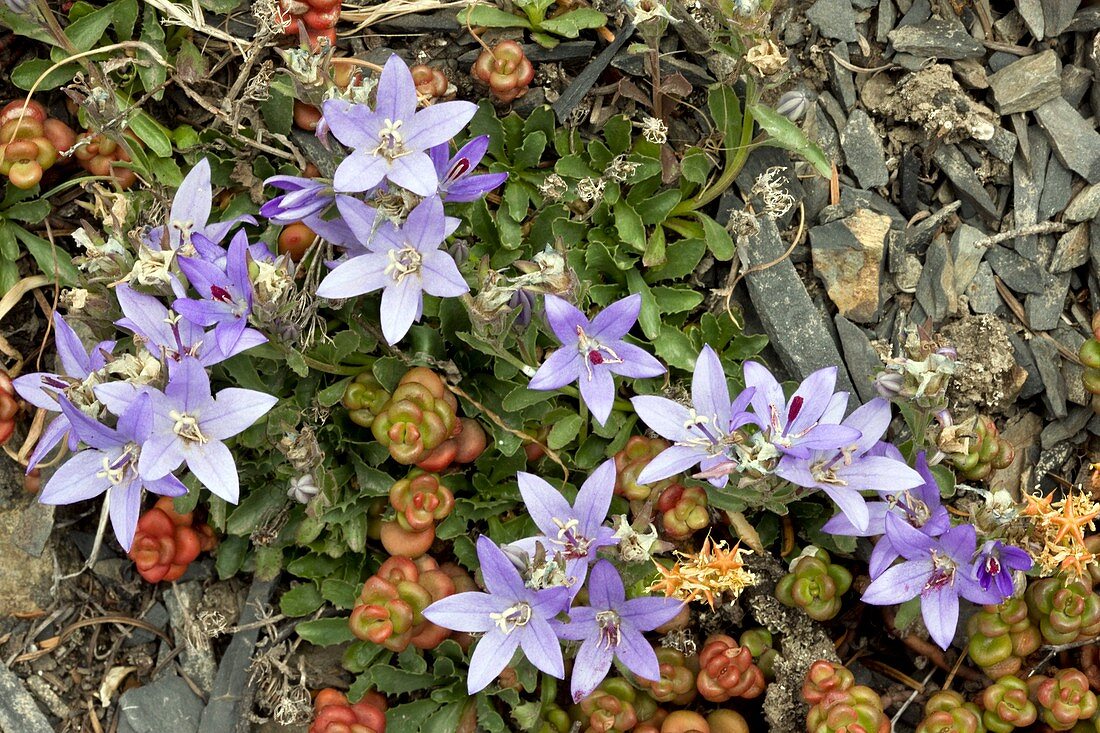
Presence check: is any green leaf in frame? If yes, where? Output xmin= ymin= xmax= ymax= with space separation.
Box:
xmin=604 ymin=116 xmax=633 ymax=155
xmin=12 ymin=227 xmax=80 ymax=285
xmin=749 ymin=101 xmax=832 ymax=178
xmin=260 ymin=71 xmax=294 ymax=136
xmin=645 ymin=238 xmax=705 ymax=282
xmin=652 ymin=287 xmax=703 ymax=313
xmin=318 ymin=377 xmax=352 ymax=407
xmin=502 ymin=385 xmax=554 ymax=411
xmin=296 ymin=617 xmax=356 ymax=645
xmin=458 ymin=5 xmax=530 ymax=29
xmin=387 ymin=700 xmax=443 ymax=731
xmin=111 ymin=0 xmax=139 ymax=40
xmin=708 ymin=86 xmax=742 ymax=148
xmin=637 ymin=189 xmax=682 ymax=226
xmin=4 ymin=198 xmax=49 ymax=224
xmin=363 ymin=664 xmax=439 ymax=695
xmin=11 ymin=58 xmax=78 ymax=91
xmin=694 ymin=211 xmax=735 ymax=261
xmin=547 ymin=413 xmax=582 ymax=449
xmin=537 ymin=7 xmax=607 ymax=37
xmin=321 ymin=579 xmax=359 ymax=609
xmin=124 ymin=106 xmax=173 ymax=158
xmin=642 ymin=224 xmax=665 ymax=268
xmin=137 ymin=4 xmax=166 ymax=95
xmin=0 ymin=222 xmax=18 ymax=261
xmin=280 ymin=583 xmax=324 ymax=617
xmin=613 ymin=201 xmax=646 ymax=253
xmin=680 ymin=148 xmax=713 ymax=185
xmin=197 ymin=0 xmax=242 ymax=12
xmin=214 ymin=535 xmax=248 ymax=579
xmin=652 ymin=323 xmax=697 ymax=371
xmin=555 ymin=154 xmax=597 ymax=180
xmin=64 ymin=2 xmax=116 ymax=51
xmin=513 ymin=130 xmax=547 ymax=171
xmin=0 ymin=7 xmax=57 ymax=44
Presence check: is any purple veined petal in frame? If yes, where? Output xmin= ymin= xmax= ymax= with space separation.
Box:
xmin=794 ymin=424 xmax=863 ymax=453
xmin=452 ymin=135 xmax=490 ymax=169
xmin=884 ymin=511 xmax=940 ymax=560
xmin=636 ymin=445 xmax=704 ymax=485
xmin=374 ymin=55 xmax=418 ymax=122
xmin=404 ymin=196 xmax=446 ymax=251
xmin=138 ymin=431 xmax=186 ymax=481
xmin=692 ymin=345 xmax=731 ymax=424
xmin=202 ymin=214 xmax=256 ymax=246
xmin=428 ymin=141 xmax=450 ymax=174
xmin=912 ymin=451 xmax=942 ymax=506
xmin=56 ymin=397 xmax=120 ymax=451
xmin=379 ymin=276 xmax=422 ymax=345
xmin=516 ymin=472 xmax=575 ymax=539
xmin=574 ymin=461 xmax=616 ymax=537
xmin=836 ymin=455 xmax=924 ymax=493
xmin=333 ymin=149 xmax=389 ymax=194
xmin=403 ymin=101 xmax=479 ymax=150
xmin=316 ymin=251 xmax=391 ymax=300
xmin=543 ymin=295 xmax=588 ymax=346
xmin=108 ymin=480 xmax=142 ymax=551
xmin=818 ymin=483 xmax=870 ymax=534
xmin=585 ymin=560 xmax=625 ymax=610
xmin=921 ymin=585 xmax=960 ymax=650
xmin=955 ymin=572 xmax=1005 ymax=607
xmin=466 ymin=629 xmax=520 ymax=694
xmin=52 ymin=314 xmax=92 ymax=377
xmin=860 ymin=558 xmax=930 ymax=606
xmin=203 ymin=387 xmax=278 ymax=441
xmin=529 ymin=584 xmax=571 ymax=618
xmin=420 ymin=250 xmax=469 ymax=298
xmin=114 ymin=285 xmax=173 ymax=345
xmin=938 ymin=523 xmax=977 ymax=563
xmin=174 ymin=298 xmax=234 ymax=328
xmin=556 ymin=606 xmax=597 ymax=641
xmin=619 ymin=596 xmax=686 ymax=631
xmin=38 ymin=449 xmax=110 ymax=504
xmin=214 ymin=317 xmax=248 ymax=357
xmin=570 ymin=637 xmax=615 ymax=703
xmin=615 ymin=625 xmax=661 ymax=682
xmin=443 ymin=172 xmax=508 ymax=202
xmin=588 ymin=294 xmax=641 ymax=341
xmin=840 ymin=398 xmax=892 ymax=455
xmin=305 ymin=212 xmax=358 ymax=248
xmin=12 ymin=373 xmax=63 ymax=410
xmin=921 ymin=508 xmax=952 ymax=538
xmin=225 ymin=230 xmax=251 ymax=291
xmin=519 ymin=616 xmax=564 ymax=679
xmin=742 ymin=360 xmax=785 ymax=429
xmin=335 ymin=195 xmax=378 ymax=239
xmin=422 ymin=591 xmax=503 ymax=633
xmin=606 ymin=342 xmax=666 ymax=380
xmin=867 ymin=535 xmax=899 ymax=579
xmin=165 ymin=357 xmax=213 ymax=413
xmin=1001 ymin=545 xmax=1033 ymax=572
xmin=185 ymin=439 xmax=240 ymax=503
xmin=26 ymin=414 xmax=69 ymax=470
xmin=320 ymin=99 xmax=376 ymax=149
xmin=578 ymin=365 xmax=615 ymax=425
xmin=170 ymin=159 xmax=213 ymax=242
xmin=189 ymin=232 xmax=227 ymax=265
xmin=386 ymin=153 xmax=439 ymax=198
xmin=216 ymin=326 xmax=267 ymax=361
xmin=476 ymin=535 xmax=527 ymax=597
xmin=695 ymin=454 xmax=735 ymax=487
xmin=773 ymin=455 xmax=817 ymax=489
xmin=785 ymin=366 xmax=839 ymax=435
xmin=145 ymin=472 xmax=188 ymax=496
xmin=529 ymin=348 xmax=584 ymax=391
xmin=823 ymin=500 xmax=889 ymax=538
xmin=629 ymin=396 xmax=696 ymax=443
xmin=367 ymin=219 xmax=403 ymax=253
xmin=819 ymin=390 xmax=849 ymax=424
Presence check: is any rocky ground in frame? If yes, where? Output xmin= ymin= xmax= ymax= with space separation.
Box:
xmin=1 ymin=0 xmax=1099 ymax=731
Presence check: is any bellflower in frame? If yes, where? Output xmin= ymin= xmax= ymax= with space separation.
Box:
xmin=260 ymin=175 xmax=336 ymax=224
xmin=973 ymin=540 xmax=1032 ymax=599
xmin=529 ymin=294 xmax=664 ymax=425
xmin=428 ymin=136 xmax=508 ymax=202
xmin=743 ymin=361 xmax=861 ymax=459
xmin=555 ymin=560 xmax=683 ymax=702
xmin=13 ymin=313 xmax=115 ymax=469
xmin=44 ymin=395 xmax=187 ymax=550
xmin=324 ymin=55 xmax=477 ymax=197
xmin=144 ymin=158 xmax=255 ymax=252
xmin=173 ymin=231 xmax=258 ymax=355
xmin=862 ymin=515 xmax=1002 ymax=649
xmin=514 ymin=459 xmax=620 ymax=590
xmin=422 ymin=536 xmax=570 ymax=693
xmin=774 ymin=398 xmax=924 ymax=533
xmin=315 ymin=195 xmax=467 ymax=344
xmin=822 ymin=450 xmax=950 ymax=578
xmin=95 ymin=357 xmax=277 ymax=504
xmin=631 ymin=345 xmax=756 ymax=488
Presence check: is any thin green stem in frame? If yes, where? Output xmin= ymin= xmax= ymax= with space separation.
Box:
xmin=672 ymin=86 xmax=757 ymax=217
xmin=301 ymin=356 xmax=364 ymax=376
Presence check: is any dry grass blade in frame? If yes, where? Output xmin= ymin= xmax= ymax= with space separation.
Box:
xmin=143 ymin=0 xmax=251 ymax=48
xmin=341 ymin=0 xmax=471 ymax=30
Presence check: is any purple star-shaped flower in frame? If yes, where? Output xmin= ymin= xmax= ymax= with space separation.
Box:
xmin=774 ymin=398 xmax=924 ymax=532
xmin=13 ymin=313 xmax=116 ymax=469
xmin=861 ymin=516 xmax=1002 ymax=649
xmin=95 ymin=357 xmax=277 ymax=504
xmin=743 ymin=361 xmax=861 ymax=459
xmin=513 ymin=459 xmax=620 ymax=590
xmin=422 ymin=536 xmax=570 ymax=693
xmin=529 ymin=294 xmax=664 ymax=425
xmin=324 ymin=55 xmax=477 ymax=197
xmin=315 ymin=195 xmax=467 ymax=345
xmin=260 ymin=175 xmax=336 ymax=224
xmin=144 ymin=158 xmax=255 ymax=252
xmin=973 ymin=540 xmax=1032 ymax=600
xmin=555 ymin=560 xmax=683 ymax=702
xmin=428 ymin=135 xmax=507 ymax=202
xmin=630 ymin=345 xmax=756 ymax=488
xmin=173 ymin=230 xmax=258 ymax=355
xmin=44 ymin=395 xmax=187 ymax=550
xmin=822 ymin=450 xmax=951 ymax=578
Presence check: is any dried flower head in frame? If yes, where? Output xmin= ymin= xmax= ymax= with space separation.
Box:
xmin=539 ymin=173 xmax=568 ymax=201
xmin=648 ymin=536 xmax=757 ymax=608
xmin=640 ymin=116 xmax=668 ymax=144
xmin=725 ymin=209 xmax=760 ymax=239
xmin=606 ymin=154 xmax=640 ymax=182
xmin=576 ymin=177 xmax=606 ymax=203
xmin=745 ymin=38 xmax=788 ymax=76
xmin=1024 ymin=489 xmax=1099 ymax=578
xmin=750 ymin=166 xmax=794 ymax=219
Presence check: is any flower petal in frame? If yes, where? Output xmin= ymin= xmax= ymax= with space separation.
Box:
xmin=519 ymin=617 xmax=564 ymax=679
xmin=39 ymin=449 xmax=110 ymax=504
xmin=588 ymin=294 xmax=641 ymax=341
xmin=529 ymin=348 xmax=584 ymax=391
xmin=422 ymin=592 xmax=502 ymax=633
xmin=630 ymin=396 xmax=695 ymax=443
xmin=403 ymin=101 xmax=479 ymax=150
xmin=379 ymin=276 xmax=422 ymax=345
xmin=569 ymin=638 xmax=614 ymax=703
xmin=860 ymin=559 xmax=930 ymax=606
xmin=578 ymin=365 xmax=615 ymax=425
xmin=636 ymin=445 xmax=702 ymax=485
xmin=840 ymin=398 xmax=892 ymax=455
xmin=516 ymin=473 xmax=574 ymax=540
xmin=333 ymin=149 xmax=389 ymax=194
xmin=786 ymin=366 xmax=839 ymax=435
xmin=316 ymin=252 xmax=391 ymax=300
xmin=921 ymin=586 xmax=959 ymax=650
xmin=53 ymin=314 xmax=91 ymax=377
xmin=606 ymin=342 xmax=665 ymax=379
xmin=203 ymin=388 xmax=278 ymax=441
xmin=374 ymin=55 xmax=418 ymax=123
xmin=476 ymin=535 xmax=527 ymax=597
xmin=692 ymin=345 xmax=731 ymax=425
xmin=619 ymin=596 xmax=685 ymax=631
xmin=185 ymin=439 xmax=240 ymax=503
xmin=108 ymin=481 xmax=142 ymax=551
xmin=467 ymin=630 xmax=520 ymax=694
xmin=585 ymin=559 xmax=625 ymax=609
xmin=742 ymin=360 xmax=784 ymax=429
xmin=420 ymin=250 xmax=469 ymax=297
xmin=170 ymin=159 xmax=213 ymax=240
xmin=387 ymin=153 xmax=439 ymax=198
xmin=615 ymin=625 xmax=660 ymax=682
xmin=543 ymin=295 xmax=588 ymax=345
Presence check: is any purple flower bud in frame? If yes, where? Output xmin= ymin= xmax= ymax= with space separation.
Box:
xmin=775 ymin=90 xmax=811 ymax=122
xmin=873 ymin=371 xmax=904 ymax=399
xmin=936 ymin=346 xmax=958 ymax=360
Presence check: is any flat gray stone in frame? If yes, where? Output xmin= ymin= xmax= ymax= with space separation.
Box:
xmin=807 ymin=0 xmax=858 ymax=42
xmin=1038 ymin=150 xmax=1073 ymax=220
xmin=1008 ymin=331 xmax=1044 ymax=398
xmin=985 ymin=244 xmax=1055 ymax=293
xmin=1050 ymin=223 xmax=1091 ymax=272
xmin=987 ymin=50 xmax=1061 ymax=114
xmin=888 ymin=18 xmax=985 ymax=59
xmin=828 ymin=44 xmax=858 ymax=110
xmin=932 ymin=145 xmax=1000 ymax=222
xmin=1065 ymin=183 xmax=1100 ymax=222
xmin=1018 ymin=0 xmax=1045 ymax=38
xmin=1040 ymin=406 xmax=1092 ymax=449
xmin=1033 ymin=97 xmax=1100 ymax=183
xmin=1069 ymin=5 xmax=1100 ymax=31
xmin=915 ymin=234 xmax=956 ymax=323
xmin=979 ymin=125 xmax=1018 ymax=164
xmin=1060 ymin=65 xmax=1092 ymax=107
xmin=1029 ymin=335 xmax=1068 ymax=417
xmin=903 ymin=201 xmax=961 ymax=250
xmin=0 ymin=661 xmax=52 ymax=732
xmin=966 ymin=262 xmax=1002 ymax=314
xmin=841 ymin=110 xmax=888 ymax=189
xmin=742 ymin=219 xmax=854 ymax=393
xmin=950 ymin=222 xmax=986 ymax=294
xmin=118 ymin=676 xmax=203 ymax=733
xmin=876 ymin=0 xmax=896 ymax=42
xmin=1055 ymin=327 xmax=1090 ymax=406
xmin=1044 ymin=0 xmax=1082 ymax=37
xmin=810 ymin=209 xmax=889 ymax=323
xmin=1025 ymin=270 xmax=1070 ymax=331
xmin=165 ymin=582 xmax=216 ymax=694
xmin=835 ymin=316 xmax=882 ymax=404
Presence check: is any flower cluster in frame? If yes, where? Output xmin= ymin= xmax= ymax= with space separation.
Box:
xmin=424 ymin=461 xmax=683 ymax=702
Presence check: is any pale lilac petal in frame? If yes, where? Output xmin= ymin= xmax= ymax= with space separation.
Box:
xmin=333 ymin=149 xmax=388 ymax=194
xmin=543 ymin=295 xmax=588 ymax=345
xmin=174 ymin=298 xmax=233 ymax=328
xmin=422 ymin=592 xmax=502 ymax=633
xmin=578 ymin=366 xmax=615 ymax=425
xmin=519 ymin=617 xmax=564 ymax=679
xmin=818 ymin=484 xmax=870 ymax=533
xmin=108 ymin=481 xmax=142 ymax=551
xmin=556 ymin=607 xmax=596 ymax=641
xmin=476 ymin=535 xmax=526 ymax=597
xmin=868 ymin=536 xmax=899 ymax=579
xmin=467 ymin=630 xmax=520 ymax=694
xmin=114 ymin=285 xmax=171 ymax=344
xmin=166 ymin=357 xmax=213 ymax=413
xmin=185 ymin=440 xmax=239 ymax=503
xmin=570 ymin=638 xmax=614 ymax=703
xmin=420 ymin=250 xmax=468 ymax=297
xmin=838 ymin=456 xmax=924 ymax=492
xmin=822 ymin=501 xmax=889 ymax=537
xmin=575 ymin=462 xmax=616 ymax=537
xmin=860 ymin=559 xmax=930 ymax=605
xmin=529 ymin=348 xmax=584 ymax=391
xmin=201 ymin=214 xmax=256 ymax=245
xmin=52 ymin=314 xmax=91 ymax=377
xmin=619 ymin=597 xmax=685 ymax=630
xmin=403 ymin=101 xmax=478 ymax=149
xmin=742 ymin=360 xmax=784 ymax=428
xmin=171 ymin=159 xmax=212 ymax=238
xmin=938 ymin=523 xmax=977 ymax=562
xmin=692 ymin=345 xmax=731 ymax=424
xmin=585 ymin=560 xmax=625 ymax=609
xmin=214 ymin=317 xmax=248 ymax=357
xmin=444 ymin=173 xmax=508 ymax=202
xmin=819 ymin=390 xmax=849 ymax=423
xmin=13 ymin=373 xmax=62 ymax=410
xmin=321 ymin=99 xmax=376 ymax=149
xmin=636 ymin=445 xmax=702 ymax=485
xmin=387 ymin=153 xmax=439 ymax=198
xmin=786 ymin=366 xmax=839 ymax=435
xmin=516 ymin=472 xmax=574 ymax=539
xmin=201 ymin=388 xmax=277 ymax=440
xmin=616 ymin=626 xmax=660 ymax=682
xmin=884 ymin=512 xmax=939 ymax=560
xmin=57 ymin=397 xmax=119 ymax=450
xmin=379 ymin=276 xmax=422 ymax=345
xmin=606 ymin=342 xmax=665 ymax=379
xmin=177 ymin=255 xmax=223 ymax=299
xmin=375 ymin=55 xmax=418 ymax=122
xmin=956 ymin=572 xmax=1004 ymax=606
xmin=588 ymin=294 xmax=641 ymax=341
xmin=335 ymin=196 xmax=377 ymax=240
xmin=794 ymin=424 xmax=862 ymax=452
xmin=138 ymin=432 xmax=186 ymax=481
xmin=529 ymin=585 xmax=570 ymax=618
xmin=452 ymin=135 xmax=489 ymax=168
xmin=39 ymin=450 xmax=109 ymax=503
xmin=27 ymin=415 xmax=69 ymax=470
xmin=630 ymin=396 xmax=695 ymax=443
xmin=145 ymin=473 xmax=188 ymax=496
xmin=316 ymin=252 xmax=391 ymax=299
xmin=921 ymin=586 xmax=959 ymax=649
xmin=404 ymin=196 xmax=446 ymax=250
xmin=841 ymin=398 xmax=892 ymax=455
xmin=773 ymin=456 xmax=816 ymax=489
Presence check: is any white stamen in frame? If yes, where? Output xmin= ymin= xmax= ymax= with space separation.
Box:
xmin=170 ymin=410 xmax=208 ymax=444
xmin=489 ymin=603 xmax=532 ymax=633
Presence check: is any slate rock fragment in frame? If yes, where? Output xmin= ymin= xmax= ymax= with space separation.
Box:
xmin=810 ymin=209 xmax=889 ymax=323
xmin=1033 ymin=97 xmax=1100 ymax=183
xmin=987 ymin=50 xmax=1061 ymax=114
xmin=806 ymin=0 xmax=858 ymax=42
xmin=931 ymin=145 xmax=1000 ymax=222
xmin=888 ymin=18 xmax=984 ymax=60
xmin=118 ymin=676 xmax=204 ymax=733
xmin=841 ymin=110 xmax=888 ymax=189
